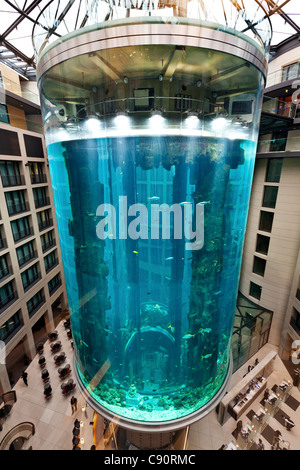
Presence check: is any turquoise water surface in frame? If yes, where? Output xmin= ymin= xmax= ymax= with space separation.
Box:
xmin=47 ymin=135 xmax=256 ymax=422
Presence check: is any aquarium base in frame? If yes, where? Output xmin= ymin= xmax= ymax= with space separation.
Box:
xmin=73 ymin=355 xmax=233 ymax=433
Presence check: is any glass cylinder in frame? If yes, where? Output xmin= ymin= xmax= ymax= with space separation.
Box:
xmin=34 ymin=0 xmax=270 ymax=430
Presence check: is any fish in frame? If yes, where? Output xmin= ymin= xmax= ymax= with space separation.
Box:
xmin=165 ymin=257 xmax=174 ymax=261
xmin=199 ymin=328 xmax=212 ymax=334
xmin=133 ymin=251 xmax=138 ymax=254
xmin=201 ymin=354 xmax=213 ymax=360
xmin=148 ymin=196 xmax=160 ymax=200
xmin=179 ymin=201 xmax=191 ymax=206
xmin=168 ymin=324 xmax=175 ymax=333
xmin=183 ymin=334 xmax=196 ymax=340
xmin=164 ymin=276 xmax=171 ymax=280
xmin=199 ymin=201 xmax=210 ymax=205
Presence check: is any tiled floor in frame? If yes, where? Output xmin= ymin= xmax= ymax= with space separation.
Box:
xmin=1 ymin=323 xmax=300 ymax=451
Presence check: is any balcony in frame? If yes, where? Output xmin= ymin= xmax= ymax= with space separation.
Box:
xmin=18 ymin=250 xmax=38 ymax=268
xmin=30 ymin=174 xmax=47 ymax=185
xmin=262 ymin=96 xmax=296 ymax=120
xmin=49 ymin=279 xmax=62 ymax=296
xmin=7 ymin=201 xmax=29 ymax=217
xmin=0 ymin=290 xmax=18 ymax=312
xmin=13 ymin=227 xmax=33 ymax=243
xmin=23 ymin=271 xmax=41 ymax=292
xmin=38 ymin=218 xmax=53 ymax=232
xmin=0 ymin=237 xmax=7 ymax=251
xmin=27 ymin=294 xmax=45 ymax=317
xmin=45 ymin=257 xmax=59 ymax=274
xmin=1 ymin=174 xmax=25 ymax=188
xmin=0 ymin=264 xmax=11 ymax=281
xmin=34 ymin=197 xmax=50 ymax=209
xmin=42 ymin=239 xmax=56 ymax=253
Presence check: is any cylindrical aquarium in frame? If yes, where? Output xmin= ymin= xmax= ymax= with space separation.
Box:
xmin=34 ymin=0 xmax=271 ymax=430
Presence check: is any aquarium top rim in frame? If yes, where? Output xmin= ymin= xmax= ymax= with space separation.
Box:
xmin=36 ymin=21 xmax=268 ymax=80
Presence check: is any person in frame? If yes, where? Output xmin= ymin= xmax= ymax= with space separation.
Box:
xmin=254 ymin=358 xmax=259 ymax=366
xmin=21 ymin=370 xmax=28 ymax=386
xmin=282 ymin=415 xmax=295 ymax=431
xmin=271 ymin=435 xmax=280 ymax=450
xmin=71 ymin=395 xmax=77 ymax=413
xmin=257 ymin=439 xmax=264 ymax=450
xmin=263 ymin=388 xmax=269 ymax=403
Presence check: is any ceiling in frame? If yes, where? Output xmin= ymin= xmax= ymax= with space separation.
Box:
xmin=1 ymin=0 xmax=300 ymax=81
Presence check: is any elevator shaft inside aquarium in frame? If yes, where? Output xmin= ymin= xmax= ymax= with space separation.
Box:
xmin=47 ymin=134 xmax=256 ymax=422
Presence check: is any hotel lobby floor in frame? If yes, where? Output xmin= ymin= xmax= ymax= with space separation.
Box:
xmin=1 ymin=323 xmax=300 ymax=451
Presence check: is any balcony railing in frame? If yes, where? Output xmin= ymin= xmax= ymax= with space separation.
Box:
xmin=13 ymin=227 xmax=32 ymax=242
xmin=7 ymin=201 xmax=29 ymax=216
xmin=0 ymin=237 xmax=7 ymax=251
xmin=257 ymin=136 xmax=300 ymax=154
xmin=0 ymin=265 xmax=11 ymax=280
xmin=38 ymin=218 xmax=53 ymax=231
xmin=1 ymin=174 xmax=25 ymax=188
xmin=262 ymin=96 xmax=296 ymax=120
xmin=28 ymin=295 xmax=45 ymax=317
xmin=34 ymin=197 xmax=50 ymax=209
xmin=0 ymin=290 xmax=18 ymax=311
xmin=49 ymin=279 xmax=62 ymax=295
xmin=45 ymin=258 xmax=59 ymax=273
xmin=42 ymin=239 xmax=56 ymax=253
xmin=23 ymin=271 xmax=41 ymax=292
xmin=18 ymin=250 xmax=38 ymax=268
xmin=31 ymin=174 xmax=47 ymax=184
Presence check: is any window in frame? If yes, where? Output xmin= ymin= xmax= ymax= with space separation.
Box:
xmin=11 ymin=216 xmax=31 ymax=242
xmin=27 ymin=289 xmax=45 ymax=316
xmin=29 ymin=162 xmax=46 ymax=184
xmin=0 ymin=255 xmax=9 ymax=279
xmin=37 ymin=209 xmax=52 ymax=231
xmin=249 ymin=281 xmax=262 ymax=300
xmin=259 ymin=211 xmax=274 ymax=233
xmin=262 ymin=186 xmax=278 ymax=209
xmin=0 ymin=281 xmax=16 ymax=310
xmin=253 ymin=256 xmax=266 ymax=277
xmin=0 ymin=161 xmax=23 ymax=187
xmin=41 ymin=230 xmax=55 ymax=252
xmin=24 ymin=135 xmax=44 ymax=158
xmin=0 ymin=311 xmax=22 ymax=342
xmin=33 ymin=187 xmax=49 ymax=208
xmin=282 ymin=62 xmax=300 ymax=81
xmin=266 ymin=158 xmax=283 ymax=183
xmin=0 ymin=129 xmax=21 ymax=156
xmin=44 ymin=250 xmax=58 ymax=273
xmin=16 ymin=240 xmax=36 ymax=267
xmin=269 ymin=131 xmax=287 ymax=152
xmin=48 ymin=273 xmax=61 ymax=295
xmin=0 ymin=104 xmax=9 ymax=124
xmin=290 ymin=307 xmax=300 ymax=335
xmin=5 ymin=190 xmax=28 ymax=215
xmin=256 ymin=234 xmax=270 ymax=255
xmin=21 ymin=263 xmax=40 ymax=291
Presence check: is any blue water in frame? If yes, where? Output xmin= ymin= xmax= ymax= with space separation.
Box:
xmin=47 ymin=135 xmax=256 ymax=422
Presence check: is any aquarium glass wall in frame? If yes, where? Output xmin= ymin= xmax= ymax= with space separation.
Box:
xmin=35 ymin=1 xmax=270 ymax=427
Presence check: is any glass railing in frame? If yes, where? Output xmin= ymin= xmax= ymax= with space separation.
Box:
xmin=0 ymin=111 xmax=43 ymax=134
xmin=262 ymin=96 xmax=296 ymax=120
xmin=0 ymin=77 xmax=40 ymax=106
xmin=266 ymin=68 xmax=300 ymax=88
xmin=257 ymin=136 xmax=300 ymax=154
xmin=33 ymin=0 xmax=272 ymax=60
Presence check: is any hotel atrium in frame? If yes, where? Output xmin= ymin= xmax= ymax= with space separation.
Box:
xmin=0 ymin=0 xmax=300 ymax=451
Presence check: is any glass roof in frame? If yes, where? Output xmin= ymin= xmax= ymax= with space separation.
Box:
xmin=0 ymin=0 xmax=300 ymax=80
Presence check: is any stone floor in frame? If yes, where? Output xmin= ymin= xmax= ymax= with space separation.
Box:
xmin=1 ymin=323 xmax=300 ymax=451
